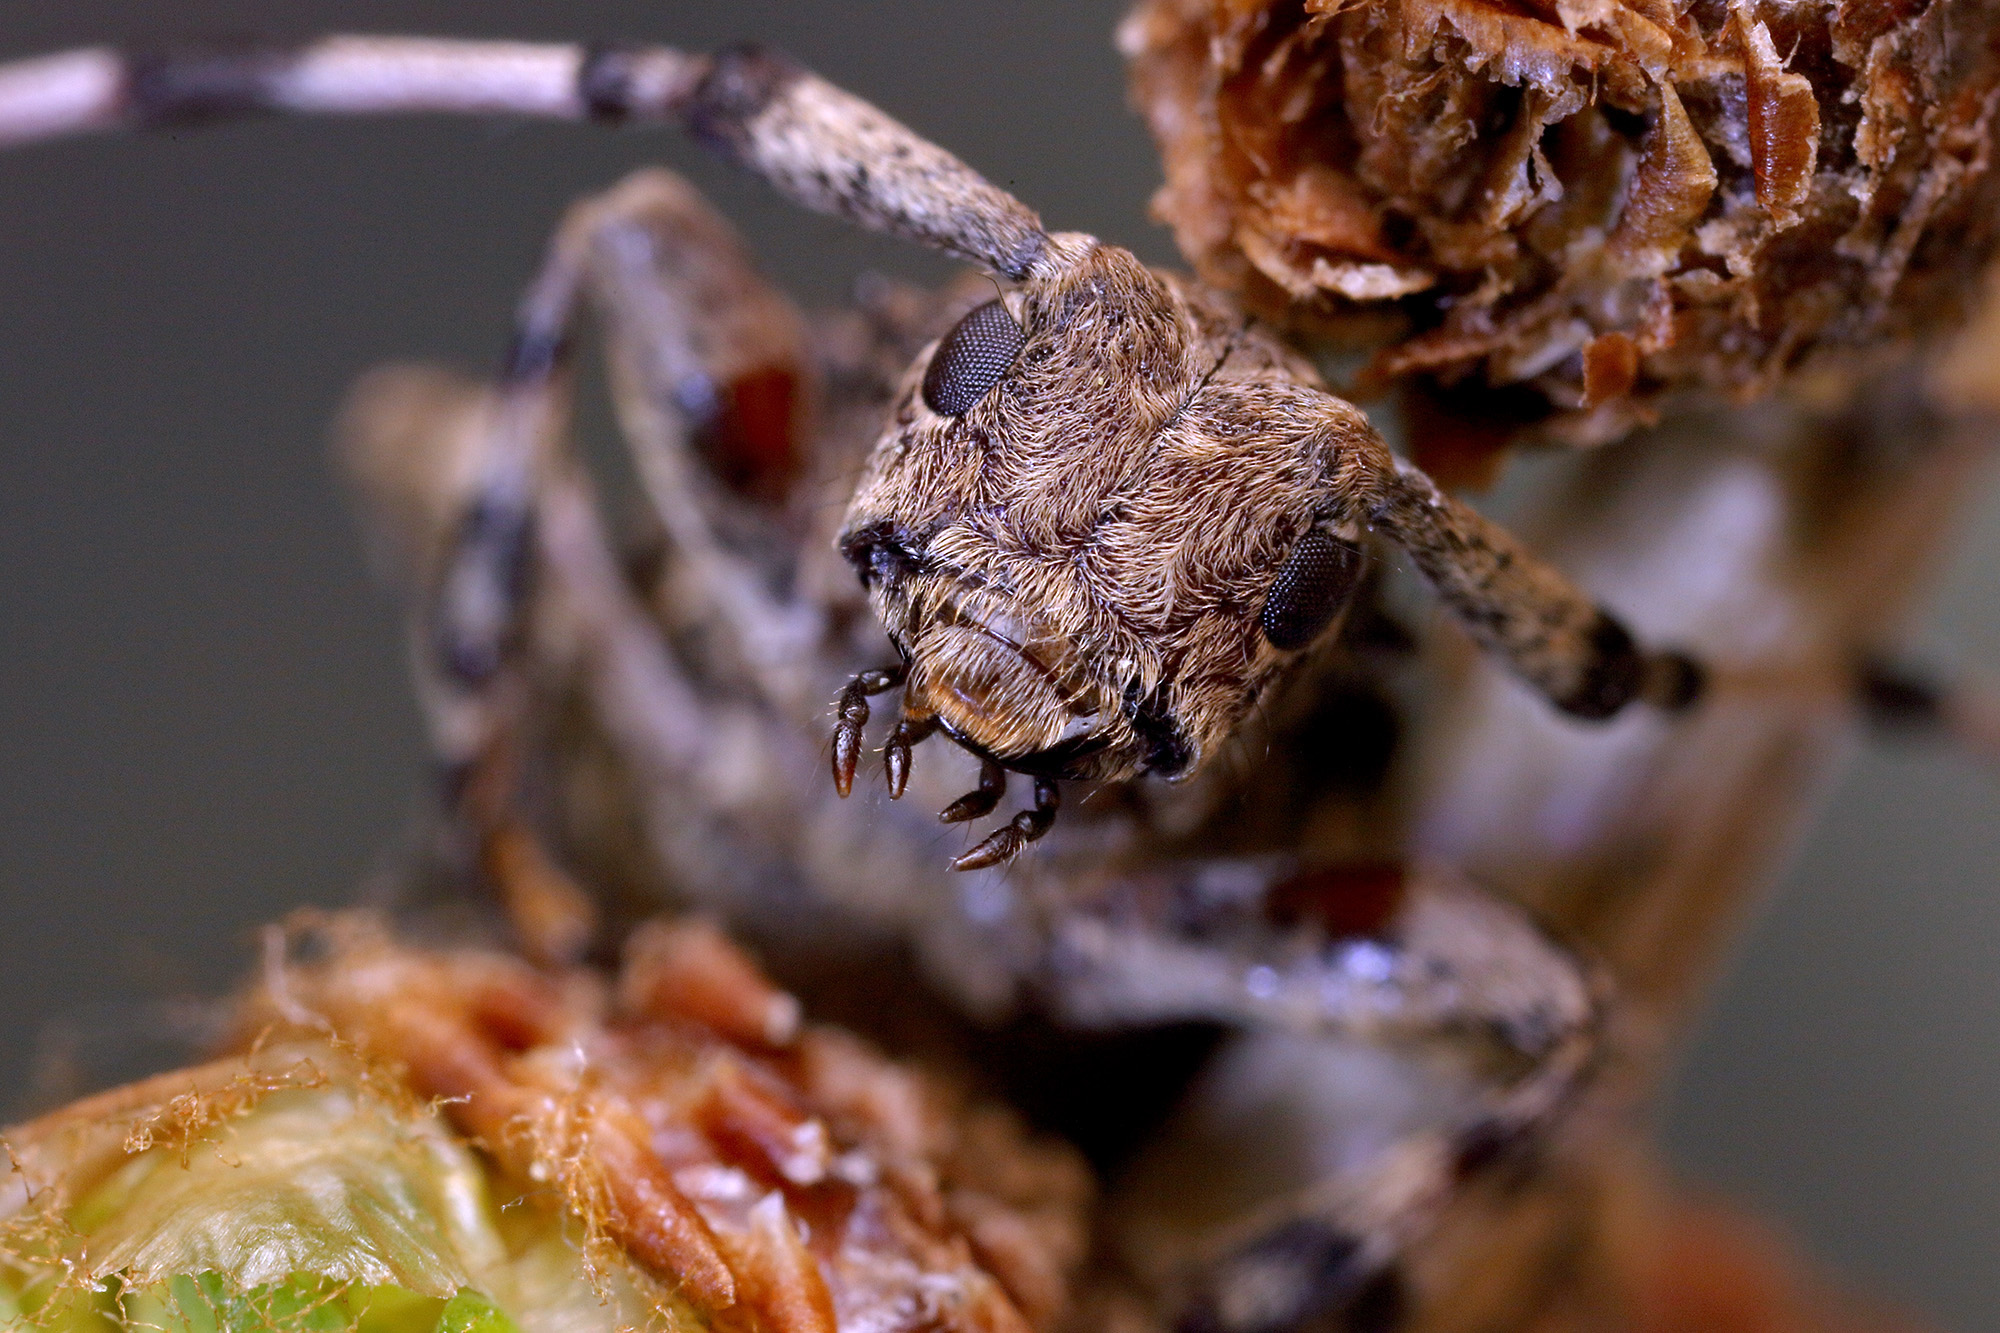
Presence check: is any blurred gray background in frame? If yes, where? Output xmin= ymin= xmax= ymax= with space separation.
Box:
xmin=0 ymin=2 xmax=1994 ymax=1327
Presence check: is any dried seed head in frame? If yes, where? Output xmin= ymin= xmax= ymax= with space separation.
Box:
xmin=1124 ymin=0 xmax=2000 ymax=451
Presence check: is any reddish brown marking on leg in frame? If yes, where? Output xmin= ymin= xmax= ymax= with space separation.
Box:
xmin=1265 ymin=862 xmax=1409 ymax=938
xmin=704 ymin=363 xmax=802 ymax=501
xmin=1397 ymin=379 xmax=1550 ymax=492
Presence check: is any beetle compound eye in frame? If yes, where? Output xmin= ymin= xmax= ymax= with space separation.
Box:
xmin=1261 ymin=530 xmax=1365 ymax=651
xmin=921 ymin=298 xmax=1023 ymax=416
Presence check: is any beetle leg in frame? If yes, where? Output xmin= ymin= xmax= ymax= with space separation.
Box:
xmin=559 ymin=169 xmax=839 ymax=724
xmin=1041 ymin=859 xmax=1601 ymax=1333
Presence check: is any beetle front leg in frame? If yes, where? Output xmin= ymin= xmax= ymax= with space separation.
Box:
xmin=539 ymin=169 xmax=834 ymax=722
xmin=338 ymin=363 xmax=605 ymax=962
xmin=343 ymin=170 xmax=799 ymax=768
xmin=380 ymin=162 xmax=857 ymax=745
xmin=334 ymin=165 xmax=818 ymax=948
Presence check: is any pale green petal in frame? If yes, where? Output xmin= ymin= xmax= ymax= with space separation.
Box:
xmin=13 ymin=1282 xmax=119 ymax=1333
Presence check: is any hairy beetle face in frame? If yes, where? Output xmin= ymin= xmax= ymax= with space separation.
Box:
xmin=837 ymin=233 xmax=1379 ymax=786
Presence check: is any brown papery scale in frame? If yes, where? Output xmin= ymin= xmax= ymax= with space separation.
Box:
xmin=1122 ymin=0 xmax=2000 ymax=453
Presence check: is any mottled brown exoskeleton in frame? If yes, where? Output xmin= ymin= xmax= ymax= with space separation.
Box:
xmin=1 ymin=30 xmax=1858 ymax=1333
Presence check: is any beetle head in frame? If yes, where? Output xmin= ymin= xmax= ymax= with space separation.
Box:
xmin=837 ymin=233 xmax=1382 ymax=790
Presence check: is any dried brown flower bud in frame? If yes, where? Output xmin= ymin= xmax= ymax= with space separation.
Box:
xmin=1123 ymin=0 xmax=2000 ymax=444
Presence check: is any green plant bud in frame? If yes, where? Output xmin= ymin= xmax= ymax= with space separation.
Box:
xmin=1 ymin=1053 xmax=670 ymax=1333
